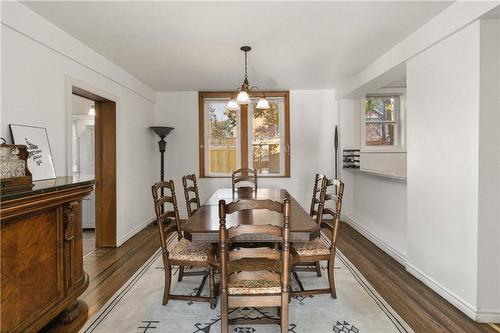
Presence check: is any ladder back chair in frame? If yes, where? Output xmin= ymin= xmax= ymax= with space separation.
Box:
xmin=182 ymin=174 xmax=201 ymax=218
xmin=215 ymin=199 xmax=292 ymax=333
xmin=292 ymin=178 xmax=344 ymax=298
xmin=232 ymin=168 xmax=258 ymax=191
xmin=305 ymin=173 xmax=328 ymax=276
xmin=151 ymin=180 xmax=217 ymax=308
xmin=309 ymin=173 xmax=327 ymax=217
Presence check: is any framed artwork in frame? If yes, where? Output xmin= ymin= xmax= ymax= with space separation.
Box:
xmin=9 ymin=124 xmax=56 ymax=181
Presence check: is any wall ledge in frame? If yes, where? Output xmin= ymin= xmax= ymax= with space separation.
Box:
xmin=344 ymin=168 xmax=407 ymax=182
xmin=342 ymin=214 xmax=407 ymax=265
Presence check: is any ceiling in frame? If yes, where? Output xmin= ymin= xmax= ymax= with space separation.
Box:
xmin=22 ymin=1 xmax=451 ymax=91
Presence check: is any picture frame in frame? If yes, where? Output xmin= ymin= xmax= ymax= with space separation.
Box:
xmin=9 ymin=124 xmax=56 ymax=181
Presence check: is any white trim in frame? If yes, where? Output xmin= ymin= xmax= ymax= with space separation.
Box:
xmin=360 ymin=89 xmax=407 ymax=153
xmin=476 ymin=310 xmax=500 ymax=323
xmin=118 ymin=217 xmax=155 ymax=246
xmin=342 ymin=214 xmax=407 ymax=265
xmin=405 ymin=263 xmax=478 ymax=321
xmin=65 ymin=75 xmax=119 ymax=176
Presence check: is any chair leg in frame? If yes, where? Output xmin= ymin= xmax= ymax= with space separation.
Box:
xmin=315 ymin=261 xmax=322 ymax=277
xmin=178 ymin=265 xmax=185 ymax=282
xmin=327 ymin=257 xmax=336 ymax=299
xmin=209 ymin=268 xmax=216 ymax=309
xmin=163 ymin=257 xmax=171 ymax=305
xmin=221 ymin=290 xmax=228 ymax=333
xmin=281 ymin=292 xmax=289 ymax=333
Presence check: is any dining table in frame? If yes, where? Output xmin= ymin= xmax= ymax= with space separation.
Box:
xmin=182 ymin=187 xmax=320 ymax=243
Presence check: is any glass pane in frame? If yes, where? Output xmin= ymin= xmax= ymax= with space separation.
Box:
xmin=208 ymin=101 xmax=238 ymax=174
xmin=252 ymin=101 xmax=281 ymax=175
xmin=365 ymin=95 xmax=399 ymax=121
xmin=366 ymin=123 xmax=395 ymax=146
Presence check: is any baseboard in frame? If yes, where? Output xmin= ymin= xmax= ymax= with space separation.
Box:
xmin=405 ymin=263 xmax=478 ymax=321
xmin=341 ymin=214 xmax=407 ymax=265
xmin=118 ymin=217 xmax=155 ymax=246
xmin=341 ymin=215 xmax=500 ymax=323
xmin=476 ymin=310 xmax=500 ymax=323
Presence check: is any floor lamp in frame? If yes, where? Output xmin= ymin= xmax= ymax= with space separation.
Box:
xmin=151 ymin=126 xmax=174 ymax=212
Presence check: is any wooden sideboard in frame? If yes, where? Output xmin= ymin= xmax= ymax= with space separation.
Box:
xmin=1 ymin=176 xmax=94 ymax=332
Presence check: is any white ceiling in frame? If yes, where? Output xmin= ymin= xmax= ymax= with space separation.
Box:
xmin=22 ymin=1 xmax=451 ymax=91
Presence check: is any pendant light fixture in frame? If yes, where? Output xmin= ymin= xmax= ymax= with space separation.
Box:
xmin=88 ymin=104 xmax=96 ymax=116
xmin=226 ymin=46 xmax=270 ymax=111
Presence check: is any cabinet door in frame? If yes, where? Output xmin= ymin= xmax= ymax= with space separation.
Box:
xmin=1 ymin=207 xmax=64 ymax=331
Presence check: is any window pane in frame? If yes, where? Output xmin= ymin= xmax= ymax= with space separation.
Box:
xmin=208 ymin=101 xmax=238 ymax=174
xmin=366 ymin=122 xmax=395 ymax=146
xmin=251 ymin=101 xmax=282 ymax=175
xmin=365 ymin=95 xmax=399 ymax=121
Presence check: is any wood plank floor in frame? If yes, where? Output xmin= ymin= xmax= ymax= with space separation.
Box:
xmin=337 ymin=222 xmax=497 ymax=333
xmin=81 ymin=222 xmax=497 ymax=333
xmin=81 ymin=224 xmax=159 ymax=318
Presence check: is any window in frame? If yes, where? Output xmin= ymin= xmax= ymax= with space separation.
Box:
xmin=199 ymin=92 xmax=290 ymax=177
xmin=361 ymin=93 xmax=405 ymax=151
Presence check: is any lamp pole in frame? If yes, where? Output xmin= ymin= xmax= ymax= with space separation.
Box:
xmin=150 ymin=126 xmax=174 ymax=212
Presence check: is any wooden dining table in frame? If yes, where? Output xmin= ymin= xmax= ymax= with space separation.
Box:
xmin=183 ymin=187 xmax=320 ymax=242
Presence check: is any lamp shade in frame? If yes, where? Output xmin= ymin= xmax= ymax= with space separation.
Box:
xmin=225 ymin=99 xmax=240 ymax=111
xmin=236 ymin=91 xmax=251 ymax=104
xmin=150 ymin=126 xmax=174 ymax=138
xmin=256 ymin=98 xmax=270 ymax=110
xmin=88 ymin=105 xmax=96 ymax=116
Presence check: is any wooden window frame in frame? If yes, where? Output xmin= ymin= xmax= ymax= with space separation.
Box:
xmin=199 ymin=91 xmax=290 ymax=178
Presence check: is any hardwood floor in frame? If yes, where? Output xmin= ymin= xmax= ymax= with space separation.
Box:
xmin=83 ymin=229 xmax=96 ymax=257
xmin=337 ymin=222 xmax=497 ymax=333
xmin=81 ymin=224 xmax=159 ymax=318
xmin=81 ymin=222 xmax=497 ymax=333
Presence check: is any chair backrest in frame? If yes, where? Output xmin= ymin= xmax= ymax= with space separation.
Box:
xmin=218 ymin=199 xmax=291 ymax=295
xmin=151 ymin=180 xmax=182 ymax=252
xmin=316 ymin=178 xmax=345 ymax=248
xmin=232 ymin=168 xmax=258 ymax=191
xmin=182 ymin=174 xmax=201 ymax=218
xmin=309 ymin=173 xmax=327 ymax=217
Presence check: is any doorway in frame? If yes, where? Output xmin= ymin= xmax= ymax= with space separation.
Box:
xmin=71 ymin=86 xmax=117 ymax=249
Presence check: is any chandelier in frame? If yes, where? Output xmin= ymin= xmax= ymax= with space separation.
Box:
xmin=225 ymin=46 xmax=270 ymax=111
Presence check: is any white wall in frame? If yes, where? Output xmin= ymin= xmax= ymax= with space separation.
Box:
xmin=406 ymin=20 xmax=500 ymax=320
xmin=155 ymin=90 xmax=337 ymax=217
xmin=339 ymin=15 xmax=500 ymax=322
xmin=339 ymin=98 xmax=408 ymax=264
xmin=1 ymin=2 xmax=158 ymax=245
xmin=476 ymin=18 xmax=500 ymax=321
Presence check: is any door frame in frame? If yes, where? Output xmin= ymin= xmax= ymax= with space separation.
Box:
xmin=66 ymin=77 xmax=117 ymax=247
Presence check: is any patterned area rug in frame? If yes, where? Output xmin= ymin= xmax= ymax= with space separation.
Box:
xmin=81 ymin=236 xmax=413 ymax=333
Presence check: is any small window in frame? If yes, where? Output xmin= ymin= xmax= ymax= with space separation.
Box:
xmin=199 ymin=92 xmax=290 ymax=177
xmin=362 ymin=94 xmax=405 ymax=151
